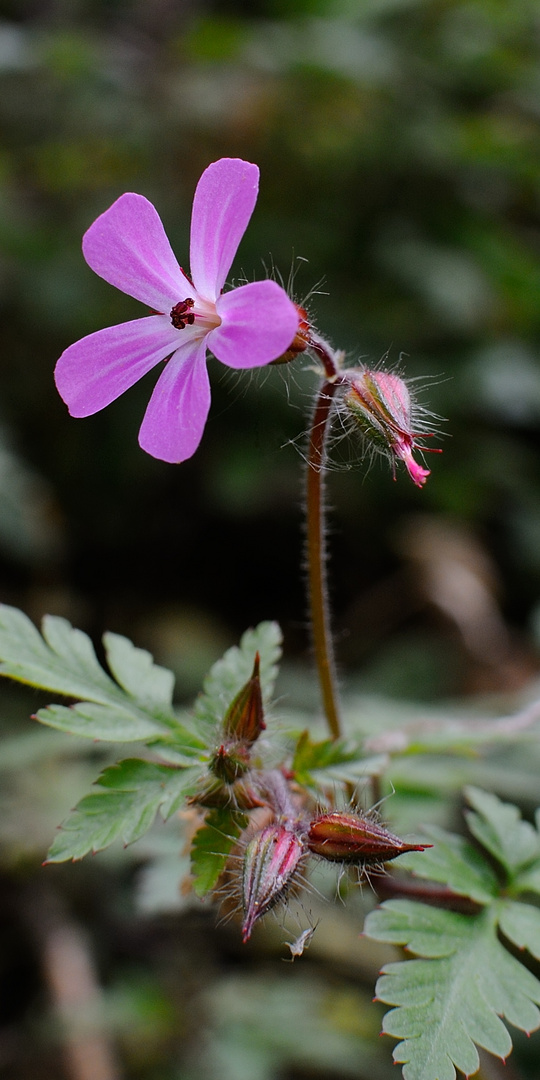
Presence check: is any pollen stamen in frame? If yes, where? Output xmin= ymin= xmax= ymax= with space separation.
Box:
xmin=170 ymin=298 xmax=196 ymax=329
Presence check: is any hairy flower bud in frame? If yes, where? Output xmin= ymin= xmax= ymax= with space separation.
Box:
xmin=223 ymin=653 xmax=265 ymax=745
xmin=210 ymin=743 xmax=251 ymax=784
xmin=242 ymin=825 xmax=305 ymax=942
xmin=210 ymin=653 xmax=266 ymax=783
xmin=343 ymin=368 xmax=436 ymax=487
xmin=307 ymin=811 xmax=431 ymax=864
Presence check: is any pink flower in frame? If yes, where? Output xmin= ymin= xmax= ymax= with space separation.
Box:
xmin=55 ymin=159 xmax=299 ymax=463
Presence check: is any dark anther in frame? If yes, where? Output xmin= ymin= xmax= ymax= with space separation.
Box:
xmin=170 ymin=298 xmax=195 ymax=329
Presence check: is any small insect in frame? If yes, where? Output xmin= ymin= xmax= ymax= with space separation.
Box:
xmin=284 ymin=924 xmax=316 ymax=961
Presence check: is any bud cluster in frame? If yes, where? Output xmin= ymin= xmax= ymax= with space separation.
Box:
xmin=189 ymin=651 xmax=430 ymax=942
xmin=235 ymin=803 xmax=430 ymax=940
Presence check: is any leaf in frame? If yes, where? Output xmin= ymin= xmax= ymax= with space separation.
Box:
xmin=366 ymin=900 xmax=540 ymax=1080
xmin=499 ymin=901 xmax=540 ymax=960
xmin=465 ymin=786 xmax=540 ymax=878
xmin=0 ymin=605 xmax=118 ymax=701
xmin=515 ymin=862 xmax=540 ymax=896
xmin=0 ymin=604 xmax=202 ymax=750
xmin=292 ymin=730 xmax=386 ymax=789
xmin=103 ymin=632 xmax=175 ymax=713
xmin=46 ymin=759 xmax=200 ymax=862
xmin=191 ymin=808 xmax=248 ymax=897
xmin=396 ymin=824 xmax=499 ymax=905
xmin=35 ymin=702 xmax=168 ymax=743
xmin=193 ymin=622 xmax=281 ymax=731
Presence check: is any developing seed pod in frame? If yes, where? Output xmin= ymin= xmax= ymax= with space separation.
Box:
xmin=307 ymin=811 xmax=431 ymax=864
xmin=242 ymin=824 xmax=306 ymax=942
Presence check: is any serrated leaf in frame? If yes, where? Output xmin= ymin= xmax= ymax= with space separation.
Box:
xmin=194 ymin=621 xmax=282 ymax=731
xmin=0 ymin=605 xmax=117 ymax=701
xmin=396 ymin=824 xmax=498 ymax=905
xmin=191 ymin=808 xmax=247 ymax=897
xmin=103 ymin=632 xmax=175 ymax=713
xmin=35 ymin=702 xmax=166 ymax=742
xmin=0 ymin=604 xmax=203 ymax=750
xmin=46 ymin=759 xmax=200 ymax=862
xmin=366 ymin=899 xmax=540 ymax=1080
xmin=465 ymin=786 xmax=540 ymax=878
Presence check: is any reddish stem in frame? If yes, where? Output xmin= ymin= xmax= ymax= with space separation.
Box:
xmin=306 ymin=375 xmax=342 ymax=739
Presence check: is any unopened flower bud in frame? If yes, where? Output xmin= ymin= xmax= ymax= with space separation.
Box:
xmin=343 ymin=368 xmax=435 ymax=488
xmin=242 ymin=825 xmax=305 ymax=942
xmin=223 ymin=653 xmax=265 ymax=745
xmin=307 ymin=811 xmax=431 ymax=864
xmin=209 ymin=653 xmax=266 ymax=783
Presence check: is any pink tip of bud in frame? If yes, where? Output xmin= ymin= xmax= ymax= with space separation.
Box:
xmin=398 ymin=446 xmax=431 ymax=488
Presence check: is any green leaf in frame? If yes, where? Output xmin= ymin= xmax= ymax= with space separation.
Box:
xmin=194 ymin=621 xmax=282 ymax=731
xmin=396 ymin=824 xmax=499 ymax=905
xmin=0 ymin=604 xmax=202 ymax=750
xmin=499 ymin=901 xmax=540 ymax=960
xmin=35 ymin=702 xmax=168 ymax=743
xmin=103 ymin=632 xmax=175 ymax=713
xmin=191 ymin=808 xmax=247 ymax=897
xmin=515 ymin=862 xmax=540 ymax=896
xmin=366 ymin=900 xmax=540 ymax=1080
xmin=465 ymin=785 xmax=540 ymax=878
xmin=515 ymin=808 xmax=540 ymax=894
xmin=0 ymin=605 xmax=118 ymax=701
xmin=46 ymin=759 xmax=199 ymax=862
xmin=292 ymin=730 xmax=385 ymax=789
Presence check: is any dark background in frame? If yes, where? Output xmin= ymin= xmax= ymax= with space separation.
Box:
xmin=2 ymin=1 xmax=540 ymax=1077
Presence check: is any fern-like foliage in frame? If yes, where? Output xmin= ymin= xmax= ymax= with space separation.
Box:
xmin=364 ymin=786 xmax=540 ymax=1080
xmin=0 ymin=605 xmax=282 ymax=871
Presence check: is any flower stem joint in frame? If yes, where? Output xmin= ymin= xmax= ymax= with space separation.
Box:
xmin=307 ymin=811 xmax=431 ymax=864
xmin=342 ymin=368 xmax=437 ymax=488
xmin=271 ymin=305 xmax=311 ymax=364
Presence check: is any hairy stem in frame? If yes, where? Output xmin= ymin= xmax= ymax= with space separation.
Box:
xmin=306 ymin=375 xmax=342 ymax=740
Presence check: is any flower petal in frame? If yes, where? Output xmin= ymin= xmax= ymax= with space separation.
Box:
xmin=189 ymin=159 xmax=259 ymax=302
xmin=138 ymin=338 xmax=211 ymax=463
xmin=210 ymin=280 xmax=299 ymax=369
xmin=82 ymin=193 xmax=192 ymax=313
xmin=55 ymin=316 xmax=184 ymax=417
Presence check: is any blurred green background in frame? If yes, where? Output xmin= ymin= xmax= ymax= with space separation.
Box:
xmin=2 ymin=0 xmax=540 ymax=1077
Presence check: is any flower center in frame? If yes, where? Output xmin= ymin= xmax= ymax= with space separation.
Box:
xmin=170 ymin=298 xmax=195 ymax=329
xmin=169 ymin=296 xmax=222 ymax=333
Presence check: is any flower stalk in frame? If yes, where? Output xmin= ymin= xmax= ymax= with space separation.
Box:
xmin=305 ymin=335 xmax=343 ymax=741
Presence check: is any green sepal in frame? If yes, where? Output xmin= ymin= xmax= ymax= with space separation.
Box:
xmin=190 ymin=808 xmax=248 ymax=897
